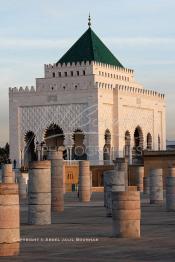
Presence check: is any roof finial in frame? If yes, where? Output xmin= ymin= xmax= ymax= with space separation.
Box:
xmin=88 ymin=13 xmax=91 ymax=28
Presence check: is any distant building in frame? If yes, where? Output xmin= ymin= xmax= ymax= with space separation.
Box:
xmin=9 ymin=17 xmax=166 ymax=167
xmin=166 ymin=140 xmax=175 ymax=150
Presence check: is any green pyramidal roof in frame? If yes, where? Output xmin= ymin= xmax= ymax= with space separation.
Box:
xmin=57 ymin=27 xmax=124 ymax=68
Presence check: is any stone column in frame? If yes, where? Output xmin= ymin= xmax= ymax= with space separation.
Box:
xmin=112 ymin=191 xmax=140 ymax=238
xmin=128 ymin=186 xmax=137 ymax=191
xmin=166 ymin=167 xmax=175 ymax=211
xmin=113 ymin=158 xmax=128 ymax=189
xmin=70 ymin=147 xmax=73 ymax=161
xmin=135 ymin=166 xmax=144 ymax=192
xmin=0 ymin=184 xmax=20 ymax=256
xmin=103 ymin=170 xmax=114 ymax=217
xmin=63 ymin=162 xmax=66 ymax=194
xmin=36 ymin=144 xmax=41 ymax=161
xmin=149 ymin=168 xmax=163 ymax=204
xmin=129 ymin=146 xmax=132 ymax=164
xmin=18 ymin=172 xmax=28 ymax=200
xmin=103 ymin=179 xmax=107 ymax=208
xmin=14 ymin=169 xmax=20 ymax=183
xmin=66 ymin=148 xmax=69 ymax=161
xmin=28 ymin=161 xmax=51 ymax=225
xmin=90 ymin=171 xmax=93 ymax=196
xmin=0 ymin=169 xmax=2 ymax=182
xmin=104 ymin=168 xmax=125 ymax=217
xmin=20 ymin=172 xmax=29 ymax=185
xmin=48 ymin=150 xmax=64 ymax=212
xmin=143 ymin=176 xmax=150 ymax=195
xmin=2 ymin=164 xmax=14 ymax=183
xmin=79 ymin=161 xmax=91 ymax=202
xmin=64 ymin=134 xmax=74 ymax=160
xmin=112 ymin=169 xmax=125 ymax=192
xmin=18 ymin=175 xmax=27 ymax=200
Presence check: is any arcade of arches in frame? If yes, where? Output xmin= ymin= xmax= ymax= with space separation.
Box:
xmin=23 ymin=124 xmax=160 ymax=167
xmin=23 ymin=125 xmax=89 ymax=166
xmin=124 ymin=127 xmax=158 ymax=163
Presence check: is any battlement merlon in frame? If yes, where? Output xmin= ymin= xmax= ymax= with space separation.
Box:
xmin=44 ymin=61 xmax=134 ymax=79
xmin=8 ymin=59 xmax=165 ymax=102
xmin=8 ymin=84 xmax=165 ymax=102
xmin=117 ymin=85 xmax=165 ymax=101
xmin=44 ymin=61 xmax=94 ymax=78
xmin=9 ymin=86 xmax=36 ymax=95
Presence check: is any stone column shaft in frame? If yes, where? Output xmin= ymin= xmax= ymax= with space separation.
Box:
xmin=79 ymin=161 xmax=91 ymax=202
xmin=166 ymin=167 xmax=175 ymax=211
xmin=149 ymin=168 xmax=163 ymax=204
xmin=28 ymin=161 xmax=51 ymax=225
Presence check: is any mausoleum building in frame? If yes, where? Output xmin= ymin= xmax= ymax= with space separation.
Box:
xmin=9 ymin=19 xmax=166 ymax=167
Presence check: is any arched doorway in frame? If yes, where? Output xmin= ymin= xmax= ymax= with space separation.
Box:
xmin=72 ymin=129 xmax=87 ymax=160
xmin=103 ymin=129 xmax=111 ymax=161
xmin=24 ymin=131 xmax=37 ymax=166
xmin=147 ymin=133 xmax=152 ymax=150
xmin=133 ymin=126 xmax=143 ymax=162
xmin=44 ymin=123 xmax=64 ymax=149
xmin=124 ymin=130 xmax=131 ymax=158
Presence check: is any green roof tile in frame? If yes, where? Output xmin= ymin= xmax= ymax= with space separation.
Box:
xmin=56 ymin=28 xmax=124 ymax=68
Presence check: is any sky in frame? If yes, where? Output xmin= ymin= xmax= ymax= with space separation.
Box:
xmin=0 ymin=0 xmax=175 ymax=146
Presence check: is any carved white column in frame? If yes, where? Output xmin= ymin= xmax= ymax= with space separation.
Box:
xmin=20 ymin=138 xmax=25 ymax=168
xmin=64 ymin=133 xmax=74 ymax=161
xmin=130 ymin=138 xmax=134 ymax=165
xmin=36 ymin=144 xmax=41 ymax=161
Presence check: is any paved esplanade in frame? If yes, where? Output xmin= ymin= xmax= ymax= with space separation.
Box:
xmin=0 ymin=192 xmax=175 ymax=261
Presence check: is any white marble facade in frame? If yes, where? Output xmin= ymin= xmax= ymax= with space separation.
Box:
xmin=9 ymin=60 xmax=166 ymax=167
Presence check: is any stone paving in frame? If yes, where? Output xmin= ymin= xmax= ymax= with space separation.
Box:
xmin=1 ymin=192 xmax=175 ymax=262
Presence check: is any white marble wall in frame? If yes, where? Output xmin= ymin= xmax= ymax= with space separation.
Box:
xmin=9 ymin=62 xmax=166 ymax=166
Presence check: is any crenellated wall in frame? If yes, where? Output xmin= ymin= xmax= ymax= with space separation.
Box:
xmin=9 ymin=61 xmax=165 ymax=101
xmin=44 ymin=61 xmax=93 ymax=79
xmin=9 ymin=86 xmax=36 ymax=93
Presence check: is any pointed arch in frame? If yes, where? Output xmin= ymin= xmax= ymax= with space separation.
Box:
xmin=24 ymin=130 xmax=37 ymax=165
xmin=133 ymin=126 xmax=144 ymax=162
xmin=44 ymin=123 xmax=65 ymax=149
xmin=103 ymin=129 xmax=111 ymax=161
xmin=72 ymin=129 xmax=87 ymax=160
xmin=124 ymin=130 xmax=131 ymax=157
xmin=146 ymin=133 xmax=152 ymax=150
